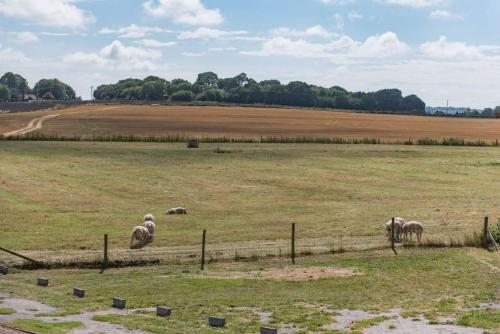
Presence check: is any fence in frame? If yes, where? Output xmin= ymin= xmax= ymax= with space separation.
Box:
xmin=0 ymin=218 xmax=492 ymax=270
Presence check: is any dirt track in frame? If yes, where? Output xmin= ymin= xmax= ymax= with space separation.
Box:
xmin=2 ymin=114 xmax=60 ymax=137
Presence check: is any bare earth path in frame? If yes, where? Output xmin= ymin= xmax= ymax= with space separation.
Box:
xmin=2 ymin=114 xmax=60 ymax=137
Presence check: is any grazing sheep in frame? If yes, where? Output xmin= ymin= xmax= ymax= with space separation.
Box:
xmin=402 ymin=221 xmax=424 ymax=242
xmin=175 ymin=207 xmax=187 ymax=214
xmin=165 ymin=207 xmax=187 ymax=215
xmin=130 ymin=226 xmax=150 ymax=248
xmin=384 ymin=217 xmax=406 ymax=242
xmin=143 ymin=220 xmax=156 ymax=236
xmin=144 ymin=213 xmax=156 ymax=223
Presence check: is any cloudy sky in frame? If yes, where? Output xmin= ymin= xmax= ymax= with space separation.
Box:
xmin=0 ymin=0 xmax=499 ymax=108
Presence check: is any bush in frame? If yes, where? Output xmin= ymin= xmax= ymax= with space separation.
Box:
xmin=170 ymin=90 xmax=194 ymax=102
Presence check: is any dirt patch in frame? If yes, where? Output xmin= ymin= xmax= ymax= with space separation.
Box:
xmin=194 ymin=266 xmax=358 ymax=281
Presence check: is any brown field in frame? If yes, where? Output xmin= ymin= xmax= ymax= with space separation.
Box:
xmin=2 ymin=104 xmax=500 ymax=141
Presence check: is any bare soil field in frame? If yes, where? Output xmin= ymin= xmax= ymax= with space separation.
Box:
xmin=2 ymin=104 xmax=500 ymax=141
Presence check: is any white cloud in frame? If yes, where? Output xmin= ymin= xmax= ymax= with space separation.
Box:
xmin=208 ymin=47 xmax=237 ymax=52
xmin=144 ymin=0 xmax=223 ymax=26
xmin=271 ymin=25 xmax=334 ymax=39
xmin=0 ymin=44 xmax=29 ymax=63
xmin=63 ymin=40 xmax=161 ymax=71
xmin=135 ymin=39 xmax=177 ymax=48
xmin=182 ymin=52 xmax=207 ymax=57
xmin=11 ymin=31 xmax=40 ymax=43
xmin=178 ymin=27 xmax=248 ymax=40
xmin=242 ymin=32 xmax=409 ymax=60
xmin=99 ymin=24 xmax=171 ymax=38
xmin=348 ymin=11 xmax=364 ymax=21
xmin=0 ymin=0 xmax=95 ymax=29
xmin=420 ymin=36 xmax=482 ymax=59
xmin=321 ymin=0 xmax=357 ymax=4
xmin=379 ymin=0 xmax=448 ymax=7
xmin=429 ymin=9 xmax=461 ymax=19
xmin=334 ymin=14 xmax=344 ymax=29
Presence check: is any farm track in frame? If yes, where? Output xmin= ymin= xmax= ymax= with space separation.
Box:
xmin=2 ymin=114 xmax=60 ymax=137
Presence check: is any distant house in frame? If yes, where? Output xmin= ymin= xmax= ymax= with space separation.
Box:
xmin=8 ymin=88 xmax=38 ymax=102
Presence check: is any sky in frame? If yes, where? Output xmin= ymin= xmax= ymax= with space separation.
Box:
xmin=0 ymin=0 xmax=499 ymax=108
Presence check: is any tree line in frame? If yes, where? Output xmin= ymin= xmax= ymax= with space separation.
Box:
xmin=0 ymin=72 xmax=76 ymax=102
xmin=93 ymin=72 xmax=427 ymax=114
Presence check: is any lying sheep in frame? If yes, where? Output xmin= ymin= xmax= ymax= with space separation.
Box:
xmin=166 ymin=207 xmax=188 ymax=215
xmin=402 ymin=221 xmax=424 ymax=242
xmin=144 ymin=213 xmax=156 ymax=223
xmin=143 ymin=220 xmax=156 ymax=236
xmin=130 ymin=226 xmax=150 ymax=248
xmin=384 ymin=217 xmax=406 ymax=242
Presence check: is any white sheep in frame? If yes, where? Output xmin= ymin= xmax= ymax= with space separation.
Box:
xmin=165 ymin=207 xmax=187 ymax=215
xmin=402 ymin=221 xmax=424 ymax=242
xmin=130 ymin=226 xmax=150 ymax=248
xmin=384 ymin=217 xmax=406 ymax=242
xmin=143 ymin=220 xmax=156 ymax=236
xmin=144 ymin=213 xmax=156 ymax=223
xmin=175 ymin=207 xmax=187 ymax=214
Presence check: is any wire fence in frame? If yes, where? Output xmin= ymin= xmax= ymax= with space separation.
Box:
xmin=0 ymin=227 xmax=480 ymax=269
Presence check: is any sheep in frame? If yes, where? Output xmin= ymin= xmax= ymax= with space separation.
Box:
xmin=130 ymin=226 xmax=150 ymax=248
xmin=175 ymin=207 xmax=187 ymax=214
xmin=144 ymin=213 xmax=156 ymax=223
xmin=165 ymin=207 xmax=187 ymax=215
xmin=143 ymin=220 xmax=156 ymax=236
xmin=402 ymin=221 xmax=424 ymax=242
xmin=384 ymin=217 xmax=406 ymax=242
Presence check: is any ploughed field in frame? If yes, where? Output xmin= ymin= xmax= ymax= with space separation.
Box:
xmin=2 ymin=104 xmax=500 ymax=141
xmin=0 ymin=141 xmax=499 ymax=253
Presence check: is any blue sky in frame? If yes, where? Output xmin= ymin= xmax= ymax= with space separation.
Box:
xmin=0 ymin=0 xmax=499 ymax=108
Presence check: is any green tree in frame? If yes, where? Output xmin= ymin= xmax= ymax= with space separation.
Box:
xmin=34 ymin=79 xmax=76 ymax=100
xmin=170 ymin=90 xmax=194 ymax=102
xmin=196 ymin=72 xmax=219 ymax=88
xmin=0 ymin=84 xmax=10 ymax=101
xmin=142 ymin=80 xmax=167 ymax=100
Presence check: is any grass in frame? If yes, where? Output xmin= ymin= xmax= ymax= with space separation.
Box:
xmin=6 ymin=319 xmax=84 ymax=334
xmin=350 ymin=316 xmax=391 ymax=332
xmin=457 ymin=309 xmax=500 ymax=329
xmin=1 ymin=141 xmax=499 ymax=254
xmin=0 ymin=248 xmax=498 ymax=333
xmin=0 ymin=307 xmax=16 ymax=315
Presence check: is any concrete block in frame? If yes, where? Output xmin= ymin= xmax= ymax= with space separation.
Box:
xmin=260 ymin=327 xmax=278 ymax=334
xmin=37 ymin=278 xmax=49 ymax=287
xmin=112 ymin=297 xmax=126 ymax=309
xmin=209 ymin=316 xmax=225 ymax=328
xmin=73 ymin=288 xmax=85 ymax=298
xmin=156 ymin=306 xmax=172 ymax=317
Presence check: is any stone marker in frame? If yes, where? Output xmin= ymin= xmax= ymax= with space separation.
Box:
xmin=156 ymin=306 xmax=172 ymax=317
xmin=112 ymin=297 xmax=126 ymax=309
xmin=37 ymin=278 xmax=49 ymax=287
xmin=208 ymin=316 xmax=225 ymax=328
xmin=260 ymin=327 xmax=278 ymax=334
xmin=73 ymin=288 xmax=85 ymax=298
xmin=187 ymin=139 xmax=200 ymax=149
xmin=0 ymin=266 xmax=8 ymax=275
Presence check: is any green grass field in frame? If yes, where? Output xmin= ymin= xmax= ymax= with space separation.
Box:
xmin=1 ymin=141 xmax=499 ymax=332
xmin=1 ymin=141 xmax=499 ymax=253
xmin=1 ymin=248 xmax=498 ymax=333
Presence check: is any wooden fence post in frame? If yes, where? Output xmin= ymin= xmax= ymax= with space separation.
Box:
xmin=291 ymin=223 xmax=296 ymax=265
xmin=104 ymin=234 xmax=109 ymax=264
xmin=391 ymin=217 xmax=398 ymax=255
xmin=201 ymin=229 xmax=206 ymax=271
xmin=483 ymin=217 xmax=489 ymax=248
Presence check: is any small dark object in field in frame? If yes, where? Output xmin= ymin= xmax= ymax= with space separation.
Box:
xmin=187 ymin=139 xmax=199 ymax=148
xmin=0 ymin=265 xmax=8 ymax=275
xmin=157 ymin=306 xmax=172 ymax=317
xmin=260 ymin=327 xmax=278 ymax=334
xmin=37 ymin=278 xmax=49 ymax=286
xmin=73 ymin=288 xmax=85 ymax=298
xmin=209 ymin=316 xmax=225 ymax=327
xmin=112 ymin=297 xmax=126 ymax=309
